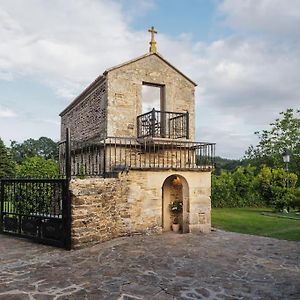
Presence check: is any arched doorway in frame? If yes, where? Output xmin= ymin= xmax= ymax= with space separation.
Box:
xmin=162 ymin=175 xmax=189 ymax=233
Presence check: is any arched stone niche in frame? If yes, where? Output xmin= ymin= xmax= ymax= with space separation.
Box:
xmin=162 ymin=174 xmax=189 ymax=233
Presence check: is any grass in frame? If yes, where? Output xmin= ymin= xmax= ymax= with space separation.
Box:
xmin=212 ymin=207 xmax=300 ymax=241
xmin=261 ymin=211 xmax=300 ymax=220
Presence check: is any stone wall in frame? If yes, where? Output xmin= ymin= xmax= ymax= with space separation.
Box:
xmin=70 ymin=178 xmax=129 ymax=248
xmin=60 ymin=79 xmax=107 ymax=141
xmin=125 ymin=170 xmax=211 ymax=234
xmin=60 ymin=53 xmax=196 ymax=143
xmin=70 ymin=170 xmax=211 ymax=249
xmin=106 ymin=54 xmax=196 ymax=140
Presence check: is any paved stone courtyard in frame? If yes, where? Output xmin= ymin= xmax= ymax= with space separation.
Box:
xmin=0 ymin=230 xmax=299 ymax=300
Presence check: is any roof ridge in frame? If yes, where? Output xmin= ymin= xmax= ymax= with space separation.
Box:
xmin=104 ymin=52 xmax=197 ymax=86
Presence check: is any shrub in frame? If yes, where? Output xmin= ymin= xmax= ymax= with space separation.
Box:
xmin=257 ymin=166 xmax=298 ymax=211
xmin=16 ymin=156 xmax=59 ymax=178
xmin=290 ymin=188 xmax=300 ymax=210
xmin=231 ymin=166 xmax=263 ymax=207
xmin=212 ymin=166 xmax=264 ymax=208
xmin=212 ymin=171 xmax=237 ymax=207
xmin=12 ymin=156 xmax=60 ymax=214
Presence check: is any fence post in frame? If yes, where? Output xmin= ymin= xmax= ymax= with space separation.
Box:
xmin=0 ymin=180 xmax=3 ymax=233
xmin=65 ymin=128 xmax=71 ymax=181
xmin=103 ymin=138 xmax=106 ymax=177
xmin=64 ymin=128 xmax=72 ymax=250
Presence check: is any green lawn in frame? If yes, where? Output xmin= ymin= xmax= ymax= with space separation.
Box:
xmin=212 ymin=207 xmax=300 ymax=241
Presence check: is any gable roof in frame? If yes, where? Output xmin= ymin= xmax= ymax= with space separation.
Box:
xmin=104 ymin=52 xmax=197 ymax=86
xmin=60 ymin=52 xmax=197 ymax=117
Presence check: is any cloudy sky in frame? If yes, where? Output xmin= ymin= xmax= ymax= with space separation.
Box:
xmin=0 ymin=0 xmax=299 ymax=158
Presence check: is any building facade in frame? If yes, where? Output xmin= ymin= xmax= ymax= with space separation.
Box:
xmin=60 ymin=28 xmax=215 ymax=248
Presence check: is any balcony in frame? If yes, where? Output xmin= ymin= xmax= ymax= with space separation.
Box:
xmin=137 ymin=109 xmax=189 ymax=139
xmin=59 ymin=137 xmax=215 ymax=178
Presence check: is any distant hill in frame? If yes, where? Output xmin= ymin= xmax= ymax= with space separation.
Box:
xmin=214 ymin=156 xmax=244 ymax=175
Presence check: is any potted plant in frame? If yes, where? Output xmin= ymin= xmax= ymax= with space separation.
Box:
xmin=169 ymin=200 xmax=183 ymax=232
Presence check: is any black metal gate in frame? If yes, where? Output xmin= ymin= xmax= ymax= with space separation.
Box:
xmin=0 ymin=178 xmax=71 ymax=249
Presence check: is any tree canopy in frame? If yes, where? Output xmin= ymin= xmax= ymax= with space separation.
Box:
xmin=10 ymin=137 xmax=59 ymax=164
xmin=245 ymin=108 xmax=300 ymax=178
xmin=0 ymin=138 xmax=15 ymax=178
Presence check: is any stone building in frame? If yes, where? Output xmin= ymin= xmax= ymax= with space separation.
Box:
xmin=60 ymin=27 xmax=215 ymax=248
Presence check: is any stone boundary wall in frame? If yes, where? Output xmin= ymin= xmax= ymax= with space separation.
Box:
xmin=70 ymin=178 xmax=129 ymax=249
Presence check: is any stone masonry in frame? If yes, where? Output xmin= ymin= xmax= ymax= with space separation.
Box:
xmin=70 ymin=177 xmax=129 ymax=249
xmin=70 ymin=170 xmax=211 ymax=249
xmin=60 ymin=53 xmax=196 ymax=141
xmin=60 ymin=77 xmax=107 ymax=141
xmin=106 ymin=53 xmax=196 ymax=139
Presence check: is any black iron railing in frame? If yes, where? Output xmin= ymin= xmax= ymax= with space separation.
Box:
xmin=137 ymin=109 xmax=189 ymax=139
xmin=0 ymin=129 xmax=72 ymax=249
xmin=0 ymin=178 xmax=70 ymax=249
xmin=59 ymin=137 xmax=215 ymax=177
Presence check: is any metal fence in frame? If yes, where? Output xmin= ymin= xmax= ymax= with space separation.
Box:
xmin=0 ymin=178 xmax=71 ymax=249
xmin=59 ymin=136 xmax=215 ymax=177
xmin=0 ymin=129 xmax=71 ymax=249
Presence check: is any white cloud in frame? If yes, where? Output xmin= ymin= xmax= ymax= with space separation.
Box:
xmin=219 ymin=0 xmax=300 ymax=38
xmin=156 ymin=33 xmax=299 ymax=158
xmin=0 ymin=105 xmax=17 ymax=118
xmin=0 ymin=0 xmax=299 ymax=158
xmin=0 ymin=0 xmax=150 ymax=98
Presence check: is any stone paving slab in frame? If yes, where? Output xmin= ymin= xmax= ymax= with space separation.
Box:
xmin=0 ymin=230 xmax=299 ymax=300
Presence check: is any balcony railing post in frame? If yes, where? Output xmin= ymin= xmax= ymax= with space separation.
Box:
xmin=186 ymin=111 xmax=189 ymax=139
xmin=137 ymin=115 xmax=140 ymax=138
xmin=151 ymin=108 xmax=156 ymax=137
xmin=161 ymin=110 xmax=166 ymax=138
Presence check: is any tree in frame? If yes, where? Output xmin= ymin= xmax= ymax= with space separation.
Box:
xmin=245 ymin=108 xmax=300 ymax=180
xmin=257 ymin=166 xmax=298 ymax=211
xmin=10 ymin=137 xmax=59 ymax=164
xmin=16 ymin=156 xmax=59 ymax=178
xmin=0 ymin=138 xmax=15 ymax=178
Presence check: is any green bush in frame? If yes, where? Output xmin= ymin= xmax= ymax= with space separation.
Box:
xmin=11 ymin=156 xmax=60 ymax=214
xmin=212 ymin=171 xmax=236 ymax=207
xmin=212 ymin=166 xmax=264 ymax=208
xmin=257 ymin=166 xmax=297 ymax=210
xmin=16 ymin=156 xmax=59 ymax=178
xmin=290 ymin=188 xmax=300 ymax=210
xmin=211 ymin=165 xmax=298 ymax=209
xmin=231 ymin=166 xmax=262 ymax=207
